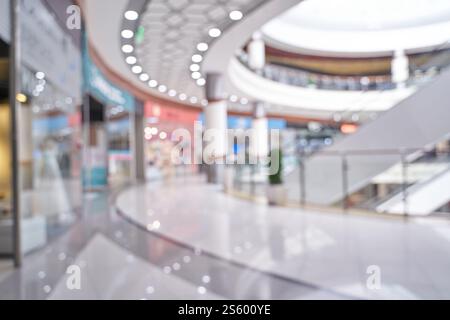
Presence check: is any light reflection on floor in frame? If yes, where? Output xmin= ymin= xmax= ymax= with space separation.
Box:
xmin=3 ymin=175 xmax=448 ymax=299
xmin=0 ymin=184 xmax=345 ymax=300
xmin=116 ymin=176 xmax=450 ymax=300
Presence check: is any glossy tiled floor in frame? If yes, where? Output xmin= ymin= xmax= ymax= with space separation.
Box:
xmin=2 ymin=175 xmax=449 ymax=299
xmin=116 ymin=176 xmax=450 ymax=299
xmin=0 ymin=181 xmax=343 ymax=300
xmin=48 ymin=234 xmax=223 ymax=300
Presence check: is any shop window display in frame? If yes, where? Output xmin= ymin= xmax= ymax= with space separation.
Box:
xmin=13 ymin=0 xmax=82 ymax=253
xmin=82 ymin=33 xmax=136 ymax=190
xmin=107 ymin=106 xmax=132 ymax=187
xmin=144 ymin=102 xmax=200 ymax=181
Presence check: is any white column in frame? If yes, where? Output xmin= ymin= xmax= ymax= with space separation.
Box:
xmin=248 ymin=34 xmax=268 ymax=162
xmin=248 ymin=32 xmax=266 ymax=72
xmin=391 ymin=49 xmax=409 ymax=88
xmin=204 ymin=100 xmax=228 ymax=159
xmin=204 ymin=73 xmax=228 ymax=183
xmin=250 ymin=102 xmax=269 ymax=161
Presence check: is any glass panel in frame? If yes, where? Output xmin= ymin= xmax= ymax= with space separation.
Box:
xmin=107 ymin=107 xmax=131 ymax=187
xmin=0 ymin=101 xmax=12 ymax=255
xmin=302 ymin=153 xmax=343 ymax=206
xmin=17 ymin=0 xmax=82 ymax=254
xmin=346 ymin=153 xmax=401 ymax=211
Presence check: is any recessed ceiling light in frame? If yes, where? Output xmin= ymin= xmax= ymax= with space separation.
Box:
xmin=191 ymin=72 xmax=201 ymax=80
xmin=190 ymin=64 xmax=200 ymax=72
xmin=121 ymin=29 xmax=134 ymax=39
xmin=192 ymin=54 xmax=203 ymax=63
xmin=122 ymin=44 xmax=134 ymax=53
xmin=208 ymin=28 xmax=221 ymax=38
xmin=229 ymin=10 xmax=243 ymax=21
xmin=333 ymin=114 xmax=342 ymax=122
xmin=132 ymin=65 xmax=142 ymax=74
xmin=158 ymin=85 xmax=167 ymax=93
xmin=179 ymin=93 xmax=187 ymax=101
xmin=240 ymin=98 xmax=249 ymax=105
xmin=168 ymin=89 xmax=177 ymax=97
xmin=35 ymin=72 xmax=45 ymax=80
xmin=139 ymin=73 xmax=150 ymax=81
xmin=126 ymin=56 xmax=137 ymax=65
xmin=197 ymin=43 xmax=208 ymax=52
xmin=124 ymin=10 xmax=139 ymax=21
xmin=229 ymin=95 xmax=238 ymax=102
xmin=148 ymin=80 xmax=158 ymax=88
xmin=201 ymin=99 xmax=208 ymax=106
xmin=190 ymin=97 xmax=198 ymax=104
xmin=196 ymin=78 xmax=206 ymax=86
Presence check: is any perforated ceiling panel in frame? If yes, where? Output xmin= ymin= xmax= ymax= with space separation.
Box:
xmin=121 ymin=0 xmax=268 ymax=105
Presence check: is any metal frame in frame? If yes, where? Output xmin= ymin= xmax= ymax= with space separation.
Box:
xmin=9 ymin=0 xmax=21 ymax=268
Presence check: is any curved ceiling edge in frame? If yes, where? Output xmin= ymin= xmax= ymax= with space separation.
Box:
xmin=227 ymin=57 xmax=417 ymax=121
xmin=203 ymin=0 xmax=301 ymax=74
xmin=82 ymin=0 xmax=193 ymax=106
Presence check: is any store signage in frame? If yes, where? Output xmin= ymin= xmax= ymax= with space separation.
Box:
xmin=145 ymin=101 xmax=199 ymax=124
xmin=19 ymin=0 xmax=81 ymax=99
xmin=86 ymin=63 xmax=134 ymax=110
xmin=83 ymin=34 xmax=134 ymax=111
xmin=198 ymin=114 xmax=287 ymax=130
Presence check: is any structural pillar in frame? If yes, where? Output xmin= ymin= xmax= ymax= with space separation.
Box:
xmin=204 ymin=73 xmax=228 ymax=184
xmin=131 ymin=100 xmax=146 ymax=182
xmin=248 ymin=32 xmax=266 ymax=72
xmin=248 ymin=32 xmax=269 ymax=163
xmin=391 ymin=49 xmax=409 ymax=89
xmin=250 ymin=102 xmax=269 ymax=162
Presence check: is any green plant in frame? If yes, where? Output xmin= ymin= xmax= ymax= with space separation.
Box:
xmin=268 ymin=148 xmax=283 ymax=185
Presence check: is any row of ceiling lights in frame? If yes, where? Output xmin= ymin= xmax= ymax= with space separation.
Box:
xmin=32 ymin=71 xmax=47 ymax=97
xmin=121 ymin=8 xmax=250 ymax=108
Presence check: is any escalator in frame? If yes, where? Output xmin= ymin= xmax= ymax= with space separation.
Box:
xmin=376 ymin=166 xmax=450 ymax=216
xmin=286 ymin=67 xmax=450 ymax=206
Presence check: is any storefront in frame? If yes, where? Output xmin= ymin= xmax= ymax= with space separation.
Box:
xmin=0 ymin=90 xmax=10 ymax=222
xmin=144 ymin=101 xmax=200 ymax=180
xmin=0 ymin=0 xmax=83 ymax=257
xmin=0 ymin=2 xmax=10 ymax=223
xmin=83 ymin=37 xmax=137 ymax=189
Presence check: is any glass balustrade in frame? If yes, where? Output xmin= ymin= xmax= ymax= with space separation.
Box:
xmin=227 ymin=139 xmax=450 ymax=218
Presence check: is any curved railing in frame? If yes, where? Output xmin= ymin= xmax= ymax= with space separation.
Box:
xmin=236 ymin=49 xmax=449 ymax=92
xmin=228 ymin=144 xmax=450 ymax=218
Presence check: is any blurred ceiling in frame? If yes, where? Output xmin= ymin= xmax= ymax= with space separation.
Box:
xmin=262 ymin=0 xmax=450 ymax=57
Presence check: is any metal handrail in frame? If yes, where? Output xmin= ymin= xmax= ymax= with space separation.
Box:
xmin=236 ymin=51 xmax=446 ymax=92
xmin=228 ymin=145 xmax=450 ymax=217
xmin=297 ymin=147 xmax=450 ymax=157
